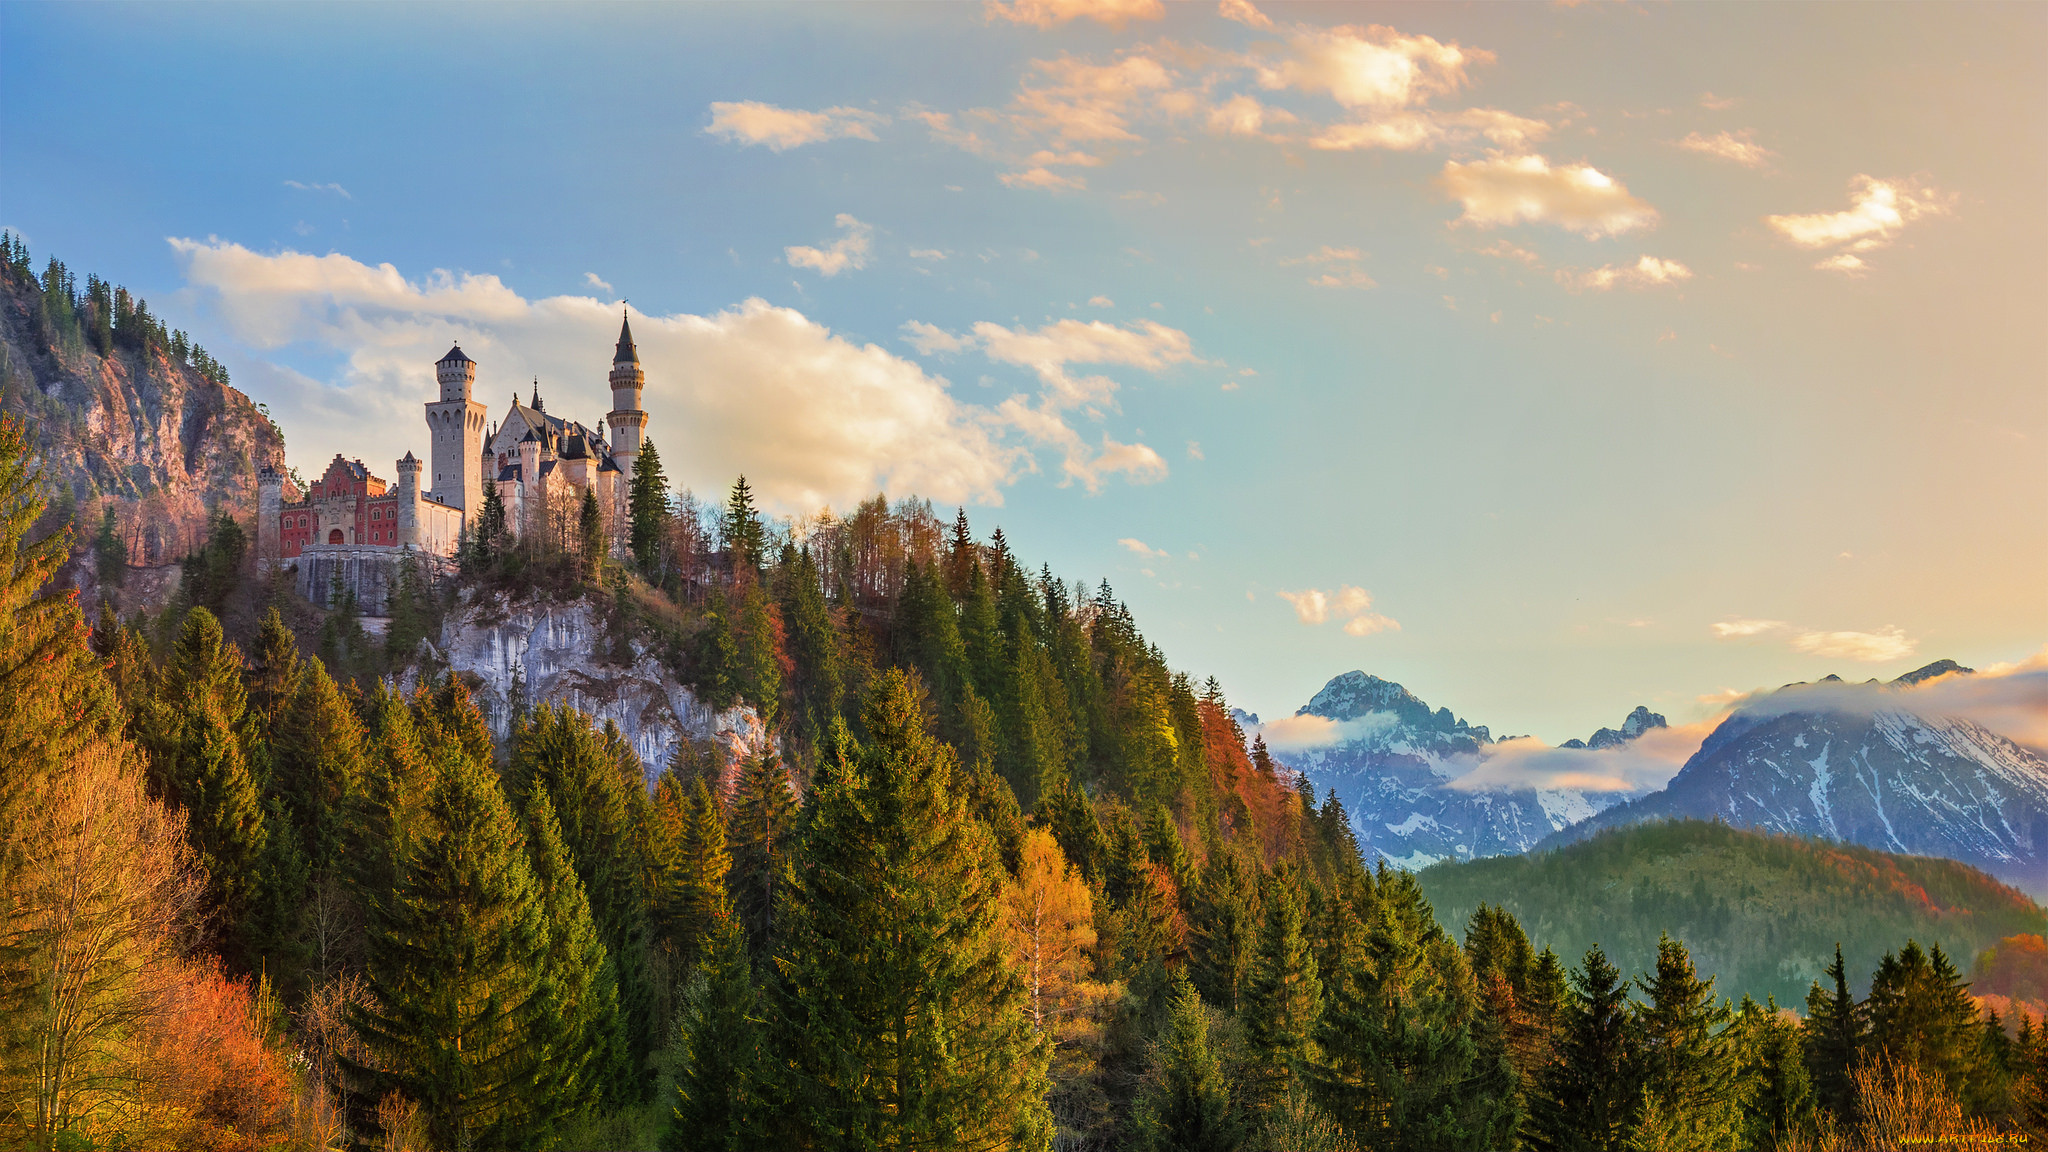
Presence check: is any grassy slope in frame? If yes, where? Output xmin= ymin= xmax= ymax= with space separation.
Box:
xmin=1415 ymin=819 xmax=2045 ymax=1007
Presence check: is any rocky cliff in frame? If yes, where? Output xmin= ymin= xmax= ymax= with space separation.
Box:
xmin=0 ymin=245 xmax=284 ymax=579
xmin=430 ymin=591 xmax=763 ymax=788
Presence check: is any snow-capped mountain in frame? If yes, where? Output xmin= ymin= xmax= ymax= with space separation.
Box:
xmin=1544 ymin=662 xmax=2048 ymax=896
xmin=1275 ymin=672 xmax=1661 ymax=869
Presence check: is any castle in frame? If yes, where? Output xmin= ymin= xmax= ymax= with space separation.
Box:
xmin=259 ymin=316 xmax=649 ymax=612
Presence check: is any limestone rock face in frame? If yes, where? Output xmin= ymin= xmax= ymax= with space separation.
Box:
xmin=0 ymin=264 xmax=284 ymax=566
xmin=435 ymin=591 xmax=762 ymax=787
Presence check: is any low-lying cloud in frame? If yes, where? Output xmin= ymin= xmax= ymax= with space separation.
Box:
xmin=1712 ymin=617 xmax=1918 ymax=663
xmin=1765 ymin=175 xmax=1953 ymax=274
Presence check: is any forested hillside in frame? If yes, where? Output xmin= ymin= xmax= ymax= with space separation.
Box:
xmin=1417 ymin=819 xmax=2047 ymax=1007
xmin=0 ymin=233 xmax=283 ymax=579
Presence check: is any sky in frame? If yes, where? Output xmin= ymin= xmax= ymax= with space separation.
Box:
xmin=3 ymin=0 xmax=2043 ymax=748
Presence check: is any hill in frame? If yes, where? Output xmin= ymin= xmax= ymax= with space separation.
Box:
xmin=0 ymin=231 xmax=283 ymax=584
xmin=1415 ymin=818 xmax=2045 ymax=1008
xmin=1541 ymin=665 xmax=2048 ymax=897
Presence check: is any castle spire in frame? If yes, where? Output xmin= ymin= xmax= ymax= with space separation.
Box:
xmin=531 ymin=378 xmax=543 ymax=412
xmin=614 ymin=311 xmax=639 ymax=366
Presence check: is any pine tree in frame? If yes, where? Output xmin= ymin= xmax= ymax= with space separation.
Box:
xmin=142 ymin=607 xmax=273 ymax=972
xmin=664 ymin=914 xmax=763 ymax=1152
xmin=1864 ymin=940 xmax=1983 ymax=1102
xmin=1732 ymin=995 xmax=1816 ymax=1152
xmin=578 ymin=486 xmax=604 ymax=582
xmin=1135 ymin=971 xmax=1242 ymax=1152
xmin=1242 ymin=864 xmax=1322 ymax=1113
xmin=728 ymin=747 xmax=799 ymax=954
xmin=1189 ymin=844 xmax=1262 ymax=1013
xmin=1527 ymin=945 xmax=1643 ymax=1152
xmin=1802 ymin=943 xmax=1865 ymax=1126
xmin=671 ymin=777 xmax=733 ymax=969
xmin=695 ymin=590 xmax=741 ymax=712
xmin=722 ymin=475 xmax=764 ymax=572
xmin=343 ymin=751 xmax=557 ymax=1151
xmin=768 ymin=670 xmax=1053 ymax=1148
xmin=734 ymin=581 xmax=784 ymax=725
xmin=629 ymin=437 xmax=669 ymax=575
xmin=507 ymin=703 xmax=656 ymax=1096
xmin=1631 ymin=934 xmax=1740 ymax=1152
xmin=523 ymin=784 xmax=627 ymax=1129
xmin=470 ymin=474 xmax=509 ymax=570
xmin=246 ymin=605 xmax=302 ymax=736
xmin=775 ymin=544 xmax=844 ymax=752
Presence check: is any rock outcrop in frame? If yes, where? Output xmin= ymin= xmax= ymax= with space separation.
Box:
xmin=433 ymin=591 xmax=762 ymax=788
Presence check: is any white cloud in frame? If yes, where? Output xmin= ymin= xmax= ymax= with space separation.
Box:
xmin=986 ymin=0 xmax=1163 ymax=30
xmin=1556 ymin=255 xmax=1693 ymax=292
xmin=1440 ymin=153 xmax=1659 ymax=237
xmin=1186 ymin=440 xmax=1203 ymax=460
xmin=1217 ymin=0 xmax=1272 ymax=30
xmin=583 ymin=272 xmax=614 ymax=294
xmin=785 ymin=214 xmax=874 ymax=277
xmin=1712 ymin=616 xmax=1918 ymax=664
xmin=1712 ymin=618 xmax=1789 ymax=638
xmin=1676 ymin=129 xmax=1773 ymax=169
xmin=705 ymin=101 xmax=887 ymax=151
xmin=1119 ymin=536 xmax=1169 ymax=558
xmin=1790 ymin=626 xmax=1917 ymax=663
xmin=909 ymin=248 xmax=947 ymax=261
xmin=167 ymin=237 xmax=1037 ymax=512
xmin=1473 ymin=238 xmax=1541 ymax=265
xmin=1278 ymin=584 xmax=1398 ymax=635
xmin=1279 ymin=588 xmax=1330 ymax=624
xmin=1002 ymin=166 xmax=1089 ymax=192
xmin=1088 ymin=295 xmax=1114 ymax=308
xmin=1282 ymin=245 xmax=1364 ymax=265
xmin=1444 ymin=720 xmax=1711 ymax=795
xmin=283 ymin=180 xmax=351 ymax=199
xmin=1308 ymin=269 xmax=1377 ymax=289
xmin=1765 ymin=176 xmax=1954 ymax=272
xmin=899 ymin=316 xmax=1195 ymax=491
xmin=1257 ymin=25 xmax=1485 ymax=111
xmin=1010 ymin=53 xmax=1178 ymax=147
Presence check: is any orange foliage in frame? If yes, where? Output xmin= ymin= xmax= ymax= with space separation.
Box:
xmin=1973 ymin=933 xmax=2048 ymax=1003
xmin=140 ymin=957 xmax=300 ymax=1152
xmin=1196 ymin=698 xmax=1299 ymax=865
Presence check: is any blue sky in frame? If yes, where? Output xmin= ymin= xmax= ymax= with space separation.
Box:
xmin=3 ymin=1 xmax=2043 ymax=748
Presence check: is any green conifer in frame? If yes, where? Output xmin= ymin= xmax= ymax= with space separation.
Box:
xmin=728 ymin=747 xmax=799 ymax=954
xmin=579 ymin=487 xmax=604 ymax=582
xmin=1242 ymin=864 xmax=1323 ymax=1113
xmin=1801 ymin=942 xmax=1864 ymax=1126
xmin=1528 ymin=945 xmax=1643 ymax=1152
xmin=524 ymin=784 xmax=627 ymax=1127
xmin=768 ymin=670 xmax=1052 ymax=1148
xmin=1732 ymin=995 xmax=1816 ymax=1152
xmin=1135 ymin=971 xmax=1242 ymax=1152
xmin=1631 ymin=934 xmax=1740 ymax=1152
xmin=665 ymin=914 xmax=764 ymax=1152
xmin=672 ymin=777 xmax=733 ymax=968
xmin=1189 ymin=844 xmax=1262 ymax=1013
xmin=629 ymin=437 xmax=669 ymax=575
xmin=343 ymin=752 xmax=556 ymax=1151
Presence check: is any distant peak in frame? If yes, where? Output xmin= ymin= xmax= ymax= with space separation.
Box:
xmin=1580 ymin=704 xmax=1668 ymax=750
xmin=1892 ymin=658 xmax=1974 ymax=687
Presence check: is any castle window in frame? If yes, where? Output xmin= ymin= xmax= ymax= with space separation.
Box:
xmin=329 ymin=529 xmax=343 ymax=545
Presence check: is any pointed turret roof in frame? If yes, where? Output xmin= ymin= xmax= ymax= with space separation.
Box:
xmin=439 ymin=344 xmax=472 ymax=364
xmin=614 ymin=313 xmax=639 ymax=365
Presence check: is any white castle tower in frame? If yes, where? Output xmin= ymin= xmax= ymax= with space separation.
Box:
xmin=426 ymin=344 xmax=487 ymax=516
xmin=606 ymin=314 xmax=646 ymax=491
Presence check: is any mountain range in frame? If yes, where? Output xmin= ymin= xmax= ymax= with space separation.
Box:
xmin=1278 ymin=661 xmax=2048 ymax=896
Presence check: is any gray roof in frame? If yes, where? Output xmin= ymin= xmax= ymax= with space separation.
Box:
xmin=615 ymin=315 xmax=639 ymax=365
xmin=439 ymin=344 xmax=473 ymax=365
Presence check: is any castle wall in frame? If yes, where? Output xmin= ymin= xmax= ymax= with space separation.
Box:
xmin=294 ymin=545 xmax=450 ymax=615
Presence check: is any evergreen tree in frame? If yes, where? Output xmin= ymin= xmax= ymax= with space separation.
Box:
xmin=1528 ymin=945 xmax=1643 ymax=1152
xmin=775 ymin=544 xmax=844 ymax=751
xmin=671 ymin=777 xmax=733 ymax=969
xmin=1802 ymin=943 xmax=1864 ymax=1125
xmin=1242 ymin=864 xmax=1323 ymax=1113
xmin=1037 ymin=779 xmax=1106 ymax=887
xmin=507 ymin=703 xmax=656 ymax=1095
xmin=694 ymin=590 xmax=741 ymax=712
xmin=1631 ymin=934 xmax=1740 ymax=1152
xmin=523 ymin=784 xmax=627 ymax=1128
xmin=664 ymin=914 xmax=764 ymax=1152
xmin=629 ymin=437 xmax=669 ymax=575
xmin=767 ymin=670 xmax=1053 ymax=1148
xmin=1189 ymin=842 xmax=1262 ymax=1014
xmin=92 ymin=506 xmax=124 ymax=588
xmin=343 ymin=752 xmax=557 ymax=1151
xmin=727 ymin=747 xmax=799 ymax=954
xmin=469 ymin=474 xmax=509 ymax=570
xmin=579 ymin=486 xmax=604 ymax=582
xmin=1135 ymin=971 xmax=1242 ymax=1152
xmin=722 ymin=475 xmax=765 ymax=572
xmin=734 ymin=581 xmax=784 ymax=725
xmin=141 ymin=607 xmax=273 ymax=971
xmin=1864 ymin=939 xmax=1983 ymax=1102
xmin=246 ymin=605 xmax=302 ymax=736
xmin=1732 ymin=995 xmax=1816 ymax=1152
